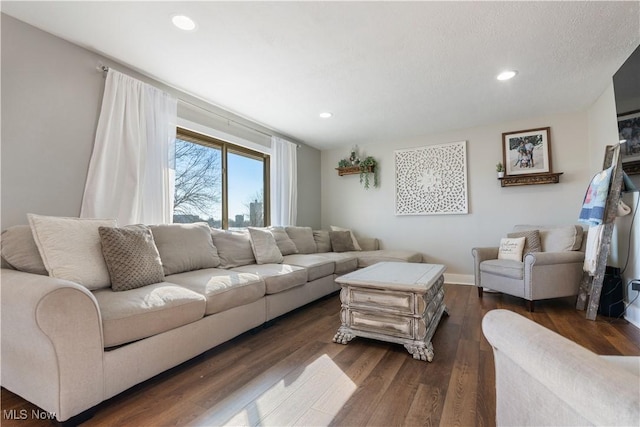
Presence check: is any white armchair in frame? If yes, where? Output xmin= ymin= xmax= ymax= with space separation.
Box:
xmin=472 ymin=225 xmax=585 ymax=311
xmin=482 ymin=309 xmax=639 ymax=426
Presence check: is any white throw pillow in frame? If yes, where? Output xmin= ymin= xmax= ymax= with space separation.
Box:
xmin=330 ymin=225 xmax=362 ymax=251
xmin=248 ymin=227 xmax=284 ymax=264
xmin=498 ymin=237 xmax=526 ymax=261
xmin=27 ymin=214 xmax=117 ymax=290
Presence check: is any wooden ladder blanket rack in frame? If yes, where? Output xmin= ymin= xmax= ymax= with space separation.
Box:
xmin=576 ymin=145 xmax=625 ymax=320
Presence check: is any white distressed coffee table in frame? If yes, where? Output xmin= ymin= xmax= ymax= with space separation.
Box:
xmin=333 ymin=262 xmax=447 ymax=362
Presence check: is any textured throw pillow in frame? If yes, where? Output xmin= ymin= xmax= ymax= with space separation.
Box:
xmin=1 ymin=225 xmax=48 ymax=275
xmin=248 ymin=227 xmax=284 ymax=264
xmin=268 ymin=226 xmax=298 ymax=255
xmin=99 ymin=225 xmax=165 ymax=291
xmin=149 ymin=223 xmax=220 ymax=275
xmin=211 ymin=229 xmax=256 ymax=268
xmin=27 ymin=214 xmax=117 ymax=290
xmin=285 ymin=226 xmax=317 ymax=254
xmin=330 ymin=225 xmax=362 ymax=251
xmin=507 ymin=229 xmax=542 ymax=259
xmin=498 ymin=237 xmax=526 ymax=261
xmin=313 ymin=230 xmax=332 ymax=253
xmin=330 ymin=231 xmax=356 ymax=253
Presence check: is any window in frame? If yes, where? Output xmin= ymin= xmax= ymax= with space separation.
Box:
xmin=173 ymin=128 xmax=270 ymax=229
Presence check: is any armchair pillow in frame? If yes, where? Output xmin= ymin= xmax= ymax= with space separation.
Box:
xmin=99 ymin=225 xmax=165 ymax=291
xmin=498 ymin=237 xmax=526 ymax=261
xmin=507 ymin=229 xmax=542 ymax=258
xmin=27 ymin=214 xmax=117 ymax=290
xmin=513 ymin=224 xmax=583 ymax=252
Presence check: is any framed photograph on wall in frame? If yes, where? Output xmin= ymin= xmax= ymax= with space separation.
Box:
xmin=618 ymin=110 xmax=640 ymax=175
xmin=502 ymin=127 xmax=551 ymax=176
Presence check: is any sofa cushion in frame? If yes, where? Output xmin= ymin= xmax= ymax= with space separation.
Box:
xmin=149 ymin=223 xmax=220 ymax=275
xmin=211 ymin=229 xmax=256 ymax=268
xmin=99 ymin=225 xmax=165 ymax=291
xmin=314 ymin=252 xmax=358 ymax=275
xmin=329 ymin=230 xmax=356 ymax=252
xmin=232 ymin=264 xmax=307 ymax=294
xmin=285 ymin=226 xmax=317 ymax=254
xmin=480 ymin=259 xmax=524 ymax=280
xmin=1 ymin=225 xmax=47 ymax=275
xmin=330 ymin=225 xmax=362 ymax=251
xmin=513 ymin=224 xmax=583 ymax=252
xmin=313 ymin=230 xmax=332 ymax=253
xmin=508 ymin=229 xmax=542 ymax=257
xmin=93 ymin=282 xmax=206 ymax=348
xmin=27 ymin=214 xmax=117 ymax=290
xmin=269 ymin=227 xmax=298 ymax=255
xmin=349 ymin=250 xmax=422 ymax=268
xmin=281 ymin=254 xmax=335 ymax=281
xmin=248 ymin=227 xmax=284 ymax=264
xmin=166 ymin=268 xmax=265 ymax=315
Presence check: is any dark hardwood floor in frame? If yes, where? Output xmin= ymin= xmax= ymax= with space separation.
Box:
xmin=3 ymin=284 xmax=640 ymax=426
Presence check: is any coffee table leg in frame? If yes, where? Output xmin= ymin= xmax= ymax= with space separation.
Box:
xmin=404 ymin=341 xmax=434 ymax=362
xmin=333 ymin=326 xmax=355 ymax=344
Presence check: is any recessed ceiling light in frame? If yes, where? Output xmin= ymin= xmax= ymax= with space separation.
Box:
xmin=319 ymin=112 xmax=333 ymax=119
xmin=172 ymin=15 xmax=197 ymax=31
xmin=497 ymin=70 xmax=518 ymax=81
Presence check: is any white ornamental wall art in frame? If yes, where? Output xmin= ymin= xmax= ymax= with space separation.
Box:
xmin=395 ymin=141 xmax=468 ymax=215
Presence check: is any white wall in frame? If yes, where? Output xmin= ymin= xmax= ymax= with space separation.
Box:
xmin=1 ymin=14 xmax=322 ymax=229
xmin=322 ymin=112 xmax=592 ymax=281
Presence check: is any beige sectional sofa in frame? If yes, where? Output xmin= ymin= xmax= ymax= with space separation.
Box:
xmin=0 ymin=218 xmax=422 ymax=423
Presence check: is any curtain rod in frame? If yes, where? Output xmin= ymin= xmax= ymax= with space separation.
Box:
xmin=98 ymin=63 xmax=278 ymax=141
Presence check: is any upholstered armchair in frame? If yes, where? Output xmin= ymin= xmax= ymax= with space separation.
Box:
xmin=472 ymin=225 xmax=585 ymax=311
xmin=482 ymin=310 xmax=639 ymax=426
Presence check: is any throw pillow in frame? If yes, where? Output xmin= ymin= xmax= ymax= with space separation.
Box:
xmin=513 ymin=224 xmax=582 ymax=252
xmin=211 ymin=229 xmax=256 ymax=268
xmin=313 ymin=230 xmax=332 ymax=253
xmin=149 ymin=223 xmax=220 ymax=275
xmin=330 ymin=225 xmax=362 ymax=251
xmin=330 ymin=230 xmax=356 ymax=253
xmin=268 ymin=226 xmax=299 ymax=255
xmin=99 ymin=225 xmax=165 ymax=291
xmin=27 ymin=213 xmax=117 ymax=290
xmin=498 ymin=237 xmax=526 ymax=261
xmin=248 ymin=227 xmax=284 ymax=264
xmin=285 ymin=226 xmax=317 ymax=254
xmin=1 ymin=225 xmax=48 ymax=275
xmin=507 ymin=229 xmax=542 ymax=258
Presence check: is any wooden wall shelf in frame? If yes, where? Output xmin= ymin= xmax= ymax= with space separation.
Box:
xmin=336 ymin=165 xmax=374 ymax=176
xmin=499 ymin=172 xmax=563 ymax=187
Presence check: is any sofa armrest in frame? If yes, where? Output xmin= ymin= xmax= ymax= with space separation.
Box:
xmin=1 ymin=269 xmax=105 ymax=421
xmin=471 ymin=247 xmax=499 ymax=286
xmin=523 ymin=251 xmax=584 ymax=300
xmin=483 ymin=309 xmax=639 ymax=426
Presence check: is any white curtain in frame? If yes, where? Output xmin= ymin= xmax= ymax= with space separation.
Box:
xmin=270 ymin=136 xmax=298 ymax=226
xmin=81 ymin=69 xmax=177 ymax=225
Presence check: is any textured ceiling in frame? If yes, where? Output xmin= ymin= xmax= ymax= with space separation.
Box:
xmin=2 ymin=1 xmax=639 ymax=149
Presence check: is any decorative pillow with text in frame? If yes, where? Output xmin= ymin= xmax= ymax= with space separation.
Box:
xmin=497 ymin=237 xmax=526 ymax=261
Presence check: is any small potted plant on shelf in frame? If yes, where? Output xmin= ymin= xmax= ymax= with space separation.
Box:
xmin=496 ymin=162 xmax=505 ymax=178
xmin=359 ymin=156 xmax=379 ymax=189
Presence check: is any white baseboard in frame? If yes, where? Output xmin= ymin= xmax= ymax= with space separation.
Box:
xmin=444 ymin=273 xmax=474 ymax=286
xmin=625 ymin=303 xmax=640 ymax=329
